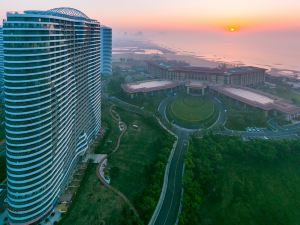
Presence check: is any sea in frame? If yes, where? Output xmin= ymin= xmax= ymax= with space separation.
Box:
xmin=146 ymin=30 xmax=300 ymax=73
xmin=114 ymin=29 xmax=300 ymax=78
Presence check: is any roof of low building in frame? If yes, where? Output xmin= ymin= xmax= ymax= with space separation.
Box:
xmin=122 ymin=79 xmax=181 ymax=94
xmin=211 ymin=85 xmax=300 ymax=115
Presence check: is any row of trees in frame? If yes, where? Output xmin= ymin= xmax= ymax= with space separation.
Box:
xmin=180 ymin=134 xmax=300 ymax=225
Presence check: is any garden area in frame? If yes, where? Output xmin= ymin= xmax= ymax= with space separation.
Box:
xmin=167 ymin=95 xmax=217 ymax=128
xmin=61 ymin=102 xmax=175 ymax=225
xmin=180 ymin=134 xmax=300 ymax=225
xmin=108 ymin=107 xmax=175 ymax=223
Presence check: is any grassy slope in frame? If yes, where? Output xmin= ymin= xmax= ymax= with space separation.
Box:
xmin=62 ymin=102 xmax=173 ymax=225
xmin=109 ymin=108 xmax=167 ymax=201
xmin=181 ymin=135 xmax=300 ymax=225
xmin=94 ymin=100 xmax=120 ymax=154
xmin=169 ymin=95 xmax=214 ymax=123
xmin=61 ymin=165 xmax=125 ymax=225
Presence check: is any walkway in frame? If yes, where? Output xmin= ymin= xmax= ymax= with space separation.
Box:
xmin=96 ymin=104 xmax=140 ymax=219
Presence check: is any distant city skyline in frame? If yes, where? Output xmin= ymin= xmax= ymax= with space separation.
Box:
xmin=1 ymin=0 xmax=300 ymax=32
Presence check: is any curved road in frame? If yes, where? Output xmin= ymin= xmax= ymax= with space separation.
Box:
xmin=107 ymin=95 xmax=300 ymax=225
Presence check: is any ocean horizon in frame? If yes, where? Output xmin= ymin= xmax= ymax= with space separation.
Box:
xmin=114 ymin=29 xmax=300 ymax=77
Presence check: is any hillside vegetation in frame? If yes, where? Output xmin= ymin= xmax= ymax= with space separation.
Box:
xmin=180 ymin=135 xmax=300 ymax=225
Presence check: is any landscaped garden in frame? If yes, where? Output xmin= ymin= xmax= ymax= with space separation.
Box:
xmin=108 ymin=107 xmax=175 ymax=223
xmin=167 ymin=95 xmax=217 ymax=128
xmin=60 ymin=101 xmax=175 ymax=225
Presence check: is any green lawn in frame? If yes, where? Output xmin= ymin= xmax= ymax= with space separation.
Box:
xmin=167 ymin=95 xmax=215 ymax=126
xmin=180 ymin=135 xmax=300 ymax=225
xmin=60 ymin=165 xmax=126 ymax=225
xmin=109 ymin=108 xmax=174 ymax=211
xmin=94 ymin=100 xmax=121 ymax=154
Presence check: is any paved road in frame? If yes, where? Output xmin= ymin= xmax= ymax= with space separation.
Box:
xmin=107 ymin=95 xmax=300 ymax=225
xmin=150 ymin=98 xmax=191 ymax=225
xmin=214 ymin=97 xmax=300 ymax=140
xmin=154 ymin=131 xmax=188 ymax=225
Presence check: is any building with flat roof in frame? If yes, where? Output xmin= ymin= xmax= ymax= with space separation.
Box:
xmin=211 ymin=86 xmax=300 ymax=120
xmin=147 ymin=61 xmax=266 ymax=86
xmin=122 ymin=79 xmax=181 ymax=97
xmin=3 ymin=8 xmax=102 ymax=224
xmin=100 ymin=26 xmax=112 ymax=75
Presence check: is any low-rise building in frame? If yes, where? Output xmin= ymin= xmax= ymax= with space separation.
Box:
xmin=211 ymin=85 xmax=300 ymax=121
xmin=147 ymin=61 xmax=266 ymax=86
xmin=121 ymin=79 xmax=182 ymax=98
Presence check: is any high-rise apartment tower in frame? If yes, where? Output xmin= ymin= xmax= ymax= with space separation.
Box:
xmin=3 ymin=8 xmax=102 ymax=224
xmin=100 ymin=26 xmax=112 ymax=75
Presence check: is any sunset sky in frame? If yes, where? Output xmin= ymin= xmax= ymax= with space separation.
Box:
xmin=1 ymin=0 xmax=300 ymax=32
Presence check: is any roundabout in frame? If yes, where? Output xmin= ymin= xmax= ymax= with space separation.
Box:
xmin=166 ymin=95 xmax=218 ymax=129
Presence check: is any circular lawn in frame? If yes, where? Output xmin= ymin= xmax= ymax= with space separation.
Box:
xmin=167 ymin=95 xmax=215 ymax=127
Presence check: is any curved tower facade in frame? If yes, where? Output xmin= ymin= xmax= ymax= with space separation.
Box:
xmin=3 ymin=8 xmax=101 ymax=224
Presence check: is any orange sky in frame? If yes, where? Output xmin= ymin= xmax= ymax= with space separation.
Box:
xmin=1 ymin=0 xmax=300 ymax=32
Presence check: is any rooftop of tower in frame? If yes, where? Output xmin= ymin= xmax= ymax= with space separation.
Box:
xmin=6 ymin=7 xmax=96 ymax=22
xmin=48 ymin=7 xmax=90 ymax=19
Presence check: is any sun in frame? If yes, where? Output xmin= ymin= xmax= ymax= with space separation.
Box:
xmin=226 ymin=25 xmax=239 ymax=32
xmin=229 ymin=27 xmax=236 ymax=32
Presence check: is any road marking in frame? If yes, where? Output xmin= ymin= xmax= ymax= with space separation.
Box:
xmin=161 ymin=139 xmax=185 ymax=225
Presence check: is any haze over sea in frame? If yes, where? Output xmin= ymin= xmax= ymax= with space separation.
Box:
xmin=134 ymin=30 xmax=300 ymax=75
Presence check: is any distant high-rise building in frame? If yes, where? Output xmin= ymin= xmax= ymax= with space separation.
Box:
xmin=3 ymin=8 xmax=102 ymax=224
xmin=100 ymin=26 xmax=112 ymax=75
